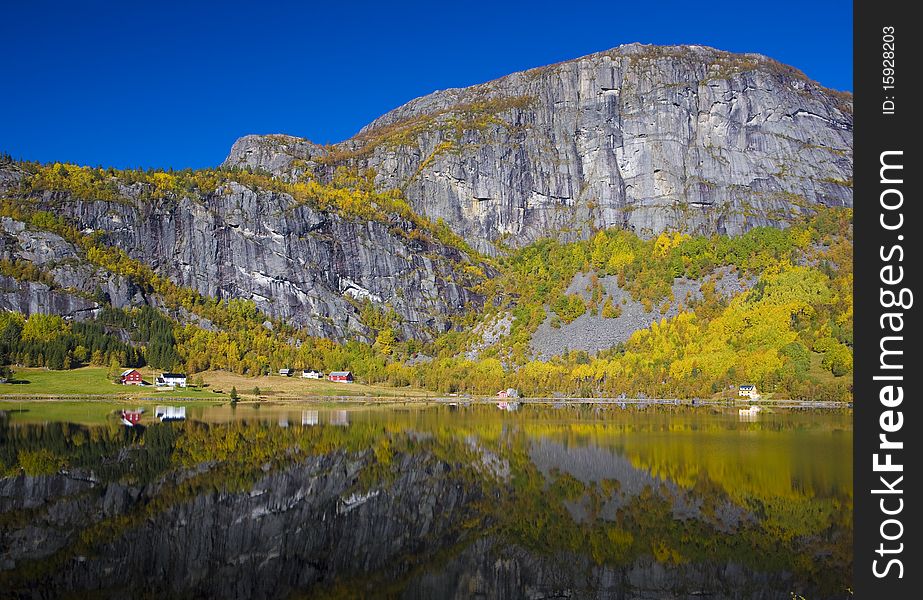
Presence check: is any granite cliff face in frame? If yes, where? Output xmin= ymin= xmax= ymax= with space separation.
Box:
xmin=0 ymin=44 xmax=853 ymax=344
xmin=225 ymin=44 xmax=853 ymax=254
xmin=0 ymin=170 xmax=482 ymax=342
xmin=0 ymin=216 xmax=145 ymax=319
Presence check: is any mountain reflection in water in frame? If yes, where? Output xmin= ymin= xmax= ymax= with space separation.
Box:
xmin=0 ymin=405 xmax=852 ymax=599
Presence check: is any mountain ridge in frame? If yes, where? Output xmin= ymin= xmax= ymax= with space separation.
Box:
xmin=0 ymin=44 xmax=854 ymax=398
xmin=357 ymin=43 xmax=851 ymax=135
xmin=224 ymin=43 xmax=852 ymax=255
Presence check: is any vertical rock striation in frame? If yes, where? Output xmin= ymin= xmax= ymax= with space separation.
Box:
xmin=9 ymin=183 xmax=483 ymax=343
xmin=226 ymin=44 xmax=853 ymax=254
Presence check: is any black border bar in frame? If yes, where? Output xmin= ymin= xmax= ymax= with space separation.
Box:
xmin=854 ymin=1 xmax=919 ymax=597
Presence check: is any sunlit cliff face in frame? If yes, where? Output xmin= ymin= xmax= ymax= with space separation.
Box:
xmin=0 ymin=406 xmax=852 ymax=599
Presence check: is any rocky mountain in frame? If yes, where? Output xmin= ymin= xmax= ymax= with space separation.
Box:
xmin=225 ymin=43 xmax=853 ymax=254
xmin=0 ymin=43 xmax=853 ymax=346
xmin=0 ymin=166 xmax=484 ymax=343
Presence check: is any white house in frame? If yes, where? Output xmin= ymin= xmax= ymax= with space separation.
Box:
xmin=156 ymin=373 xmax=187 ymax=388
xmin=738 ymin=384 xmax=758 ymax=399
xmin=279 ymin=368 xmax=293 ymax=377
xmin=302 ymin=370 xmax=324 ymax=379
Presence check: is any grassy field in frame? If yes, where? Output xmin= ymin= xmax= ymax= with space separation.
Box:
xmin=2 ymin=367 xmax=125 ymax=396
xmin=198 ymin=370 xmax=434 ymax=399
xmin=0 ymin=366 xmax=434 ymax=401
xmin=0 ymin=367 xmax=222 ymax=398
xmin=0 ymin=367 xmax=434 ymax=424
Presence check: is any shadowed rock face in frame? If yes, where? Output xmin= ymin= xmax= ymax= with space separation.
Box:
xmin=225 ymin=44 xmax=852 ymax=254
xmin=0 ymin=216 xmax=145 ymax=318
xmin=0 ymin=274 xmax=98 ymax=320
xmin=0 ymin=181 xmax=482 ymax=342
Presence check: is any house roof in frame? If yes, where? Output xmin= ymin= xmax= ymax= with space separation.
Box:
xmin=329 ymin=371 xmax=352 ymax=377
xmin=739 ymin=384 xmax=755 ymax=389
xmin=121 ymin=369 xmax=139 ymax=376
xmin=161 ymin=373 xmax=186 ymax=379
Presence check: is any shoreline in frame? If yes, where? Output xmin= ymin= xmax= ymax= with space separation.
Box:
xmin=0 ymin=394 xmax=852 ymax=409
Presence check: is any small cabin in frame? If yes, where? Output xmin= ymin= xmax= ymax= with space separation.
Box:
xmin=738 ymin=384 xmax=758 ymax=399
xmin=120 ymin=369 xmax=143 ymax=386
xmin=496 ymin=388 xmax=519 ymax=399
xmin=329 ymin=371 xmax=354 ymax=383
xmin=302 ymin=370 xmax=324 ymax=379
xmin=156 ymin=373 xmax=187 ymax=388
xmin=279 ymin=368 xmax=293 ymax=377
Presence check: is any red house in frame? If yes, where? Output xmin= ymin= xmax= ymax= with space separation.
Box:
xmin=120 ymin=369 xmax=143 ymax=385
xmin=328 ymin=371 xmax=354 ymax=383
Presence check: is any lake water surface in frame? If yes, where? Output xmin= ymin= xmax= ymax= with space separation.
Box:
xmin=0 ymin=404 xmax=852 ymax=599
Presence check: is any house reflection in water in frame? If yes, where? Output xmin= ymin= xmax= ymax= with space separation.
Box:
xmin=738 ymin=405 xmax=762 ymax=422
xmin=301 ymin=410 xmax=319 ymax=426
xmin=329 ymin=410 xmax=349 ymax=427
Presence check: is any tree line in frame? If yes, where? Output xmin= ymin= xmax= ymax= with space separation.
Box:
xmin=0 ymin=155 xmax=853 ymax=400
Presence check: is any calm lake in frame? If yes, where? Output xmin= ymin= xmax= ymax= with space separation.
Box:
xmin=0 ymin=404 xmax=852 ymax=599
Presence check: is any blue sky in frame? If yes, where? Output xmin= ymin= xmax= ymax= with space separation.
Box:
xmin=1 ymin=1 xmax=853 ymax=170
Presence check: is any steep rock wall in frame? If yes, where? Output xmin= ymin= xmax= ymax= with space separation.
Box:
xmin=226 ymin=44 xmax=853 ymax=254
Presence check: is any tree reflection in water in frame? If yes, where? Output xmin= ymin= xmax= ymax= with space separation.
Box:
xmin=0 ymin=405 xmax=852 ymax=599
